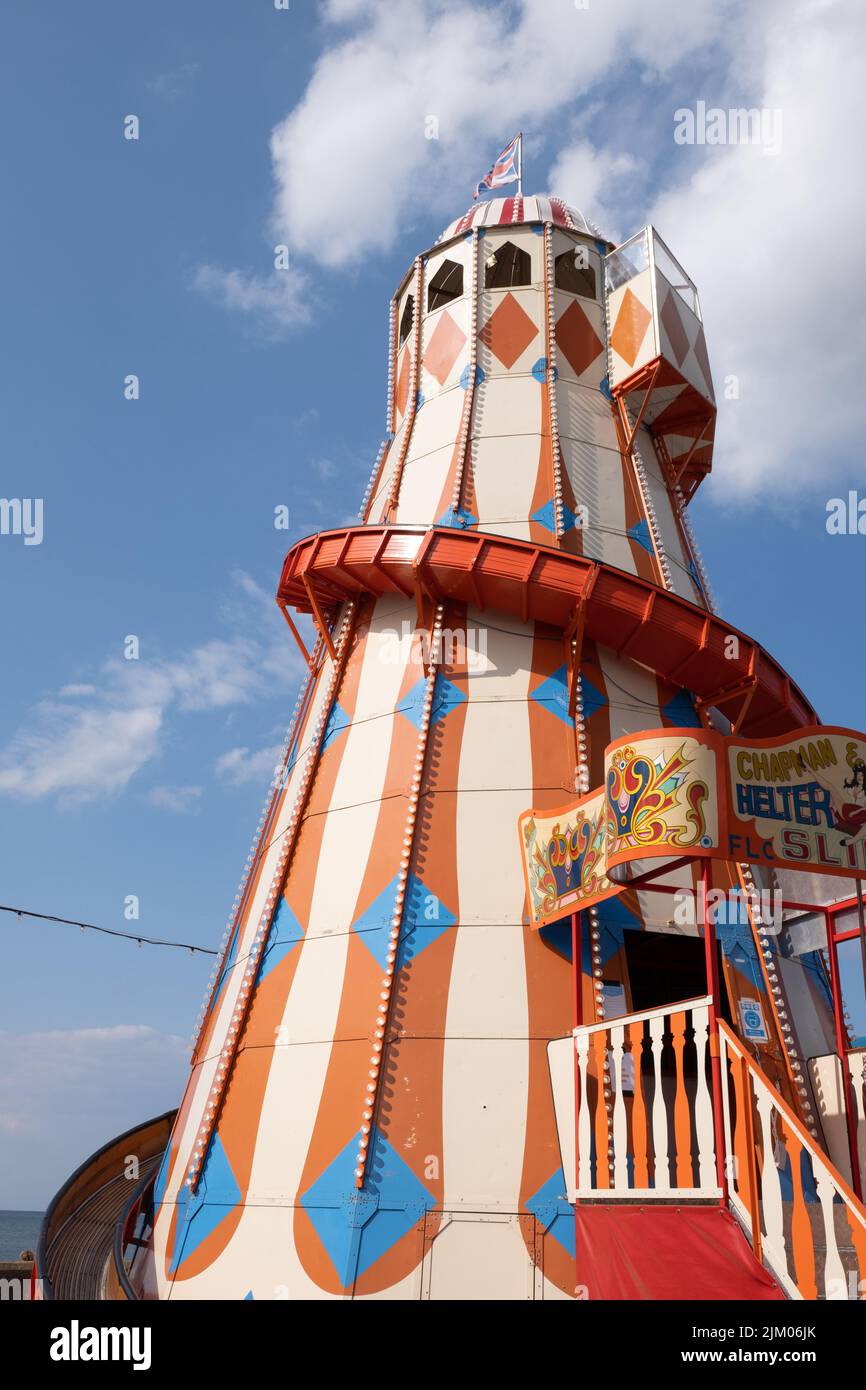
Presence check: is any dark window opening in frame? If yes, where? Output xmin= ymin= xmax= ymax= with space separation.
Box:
xmin=427 ymin=258 xmax=463 ymax=312
xmin=555 ymin=248 xmax=597 ymax=299
xmin=484 ymin=240 xmax=531 ymax=289
xmin=398 ymin=294 xmax=414 ymax=346
xmin=623 ymin=927 xmax=732 ymax=1028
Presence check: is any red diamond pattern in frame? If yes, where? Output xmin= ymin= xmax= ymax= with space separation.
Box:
xmin=479 ymin=292 xmax=538 ymax=369
xmin=660 ymin=290 xmax=690 ymax=368
xmin=555 ymin=301 xmax=604 ymax=378
xmin=422 ymin=310 xmax=467 ymax=386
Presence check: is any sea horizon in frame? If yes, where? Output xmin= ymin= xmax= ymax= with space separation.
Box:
xmin=0 ymin=1210 xmax=44 ymax=1261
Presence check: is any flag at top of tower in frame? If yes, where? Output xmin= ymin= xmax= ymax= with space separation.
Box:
xmin=473 ymin=131 xmax=522 ymax=199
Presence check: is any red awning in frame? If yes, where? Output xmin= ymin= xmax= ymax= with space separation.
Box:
xmin=276 ymin=525 xmax=816 ymax=737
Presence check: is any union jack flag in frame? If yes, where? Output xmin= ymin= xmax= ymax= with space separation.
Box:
xmin=473 ymin=133 xmax=522 ymax=200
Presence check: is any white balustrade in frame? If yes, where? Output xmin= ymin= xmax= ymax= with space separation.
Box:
xmin=570 ymin=995 xmax=719 ymax=1200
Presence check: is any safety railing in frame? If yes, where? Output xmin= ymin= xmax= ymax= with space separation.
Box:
xmin=720 ymin=1022 xmax=866 ymax=1299
xmin=573 ymin=995 xmax=721 ymax=1199
xmin=37 ymin=1109 xmax=174 ymax=1300
xmin=847 ymin=1048 xmax=866 ymax=1175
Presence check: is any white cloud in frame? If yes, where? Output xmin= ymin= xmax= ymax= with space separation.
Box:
xmin=197 ymin=0 xmax=860 ymax=492
xmin=0 ymin=573 xmax=302 ymax=803
xmin=547 ymin=140 xmax=639 ymax=243
xmin=0 ymin=704 xmax=163 ymax=802
xmin=215 ymin=743 xmax=283 ymax=787
xmin=646 ymin=0 xmax=866 ymax=496
xmin=192 ymin=264 xmax=310 ymax=336
xmin=0 ymin=1026 xmax=187 ymax=1209
xmin=147 ymin=784 xmax=203 ymax=813
xmin=147 ymin=62 xmax=200 ymax=102
xmin=268 ymin=0 xmax=732 ymax=268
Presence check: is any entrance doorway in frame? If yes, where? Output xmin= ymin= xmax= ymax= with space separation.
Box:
xmin=623 ymin=927 xmax=732 ymax=1026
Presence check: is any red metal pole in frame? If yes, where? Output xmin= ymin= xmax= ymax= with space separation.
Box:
xmin=825 ymin=907 xmax=863 ymax=1199
xmin=857 ymin=890 xmax=866 ymax=1032
xmin=572 ymin=911 xmax=582 ymax=1216
xmin=701 ymin=861 xmax=728 ymax=1199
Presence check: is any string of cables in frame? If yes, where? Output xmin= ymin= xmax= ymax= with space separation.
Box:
xmin=0 ymin=903 xmax=217 ymax=955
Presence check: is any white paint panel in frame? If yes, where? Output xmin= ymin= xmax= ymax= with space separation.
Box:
xmin=404 ymin=385 xmax=463 ymax=464
xmin=598 ymin=644 xmax=661 ymax=742
xmin=393 ymin=442 xmax=455 ymax=527
xmin=472 ymin=434 xmax=540 ymax=540
xmin=562 ymin=437 xmax=635 ymax=574
xmin=423 ymin=1214 xmax=533 ymax=1299
xmin=443 ymin=619 xmax=530 ymax=1221
xmin=472 ymin=373 xmax=541 ymax=438
xmin=635 ymin=425 xmax=699 ymax=603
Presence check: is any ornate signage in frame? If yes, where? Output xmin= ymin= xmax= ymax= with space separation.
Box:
xmin=519 ymin=724 xmax=866 ymax=928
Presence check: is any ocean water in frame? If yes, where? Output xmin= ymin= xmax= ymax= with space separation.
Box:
xmin=0 ymin=1211 xmax=43 ymax=1261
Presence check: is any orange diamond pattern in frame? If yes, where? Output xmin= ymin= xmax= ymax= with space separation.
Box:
xmin=479 ymin=292 xmax=538 ymax=369
xmin=610 ymin=288 xmax=651 ymax=367
xmin=422 ymin=310 xmax=467 ymax=386
xmin=395 ymin=347 xmax=410 ymax=418
xmin=555 ymin=301 xmax=604 ymax=378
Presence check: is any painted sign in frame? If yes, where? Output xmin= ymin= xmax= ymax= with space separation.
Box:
xmin=738 ymin=997 xmax=769 ymax=1044
xmin=520 ymin=787 xmax=618 ymax=927
xmin=519 ymin=724 xmax=866 ymax=928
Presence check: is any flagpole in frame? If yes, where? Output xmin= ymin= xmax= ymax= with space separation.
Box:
xmin=517 ymin=132 xmax=523 ymax=198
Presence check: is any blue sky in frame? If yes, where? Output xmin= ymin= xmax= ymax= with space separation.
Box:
xmin=1 ymin=0 xmax=864 ymax=1208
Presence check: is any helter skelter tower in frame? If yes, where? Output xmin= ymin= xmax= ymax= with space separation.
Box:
xmin=121 ymin=190 xmax=857 ymax=1301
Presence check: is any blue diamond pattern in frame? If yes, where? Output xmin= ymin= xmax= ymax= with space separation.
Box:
xmin=532 ymin=356 xmax=558 ymax=383
xmin=430 ymin=677 xmax=467 ymax=724
xmin=396 ymin=674 xmax=466 ymax=729
xmin=532 ymin=499 xmax=577 ymax=533
xmin=628 ymin=517 xmax=654 ymax=554
xmin=578 ymin=672 xmax=608 ymax=720
xmin=301 ymin=1127 xmax=435 ymax=1285
xmin=322 ymin=701 xmax=351 ymax=753
xmin=437 ymin=505 xmax=478 ymax=529
xmin=599 ymin=374 xmax=612 ymax=401
xmin=581 ymin=895 xmax=641 ymax=972
xmin=459 ymin=363 xmax=484 ymax=389
xmin=210 ymin=920 xmax=241 ymax=1013
xmin=169 ymin=1133 xmax=242 ymax=1273
xmin=531 ymin=665 xmax=572 ymax=728
xmin=257 ymin=896 xmax=304 ymax=983
xmin=661 ymin=690 xmax=701 ymax=728
xmin=538 ymin=917 xmax=574 ymax=961
xmin=350 ymin=872 xmax=455 ymax=969
xmin=152 ymin=1144 xmax=171 ymax=1210
xmin=526 ymin=1168 xmax=575 ymax=1256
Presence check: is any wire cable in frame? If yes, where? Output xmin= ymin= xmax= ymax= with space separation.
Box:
xmin=0 ymin=903 xmax=217 ymax=955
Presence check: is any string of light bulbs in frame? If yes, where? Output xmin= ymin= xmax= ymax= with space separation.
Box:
xmin=0 ymin=903 xmax=217 ymax=955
